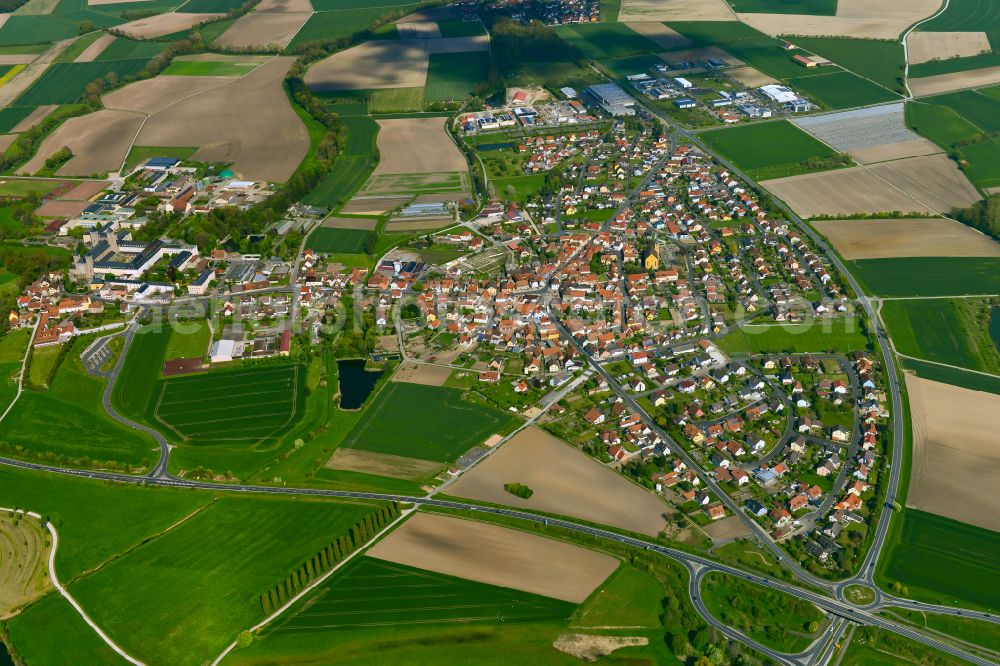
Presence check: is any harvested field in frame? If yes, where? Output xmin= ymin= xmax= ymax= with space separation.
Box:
xmin=341 ymin=195 xmax=410 ymax=215
xmin=214 ymin=12 xmax=311 ymax=49
xmin=72 ymin=33 xmax=115 ymax=63
xmin=868 ymin=153 xmax=980 ymax=213
xmin=117 ymin=12 xmax=223 ymax=39
xmin=34 ymin=200 xmax=87 ymax=217
xmin=305 ymin=41 xmax=428 ymax=91
xmin=793 ymin=103 xmax=919 ymax=152
xmin=448 ymin=426 xmax=671 ymax=536
xmin=103 ymin=75 xmax=234 ymax=114
xmin=909 ymin=65 xmax=1000 ymax=97
xmin=373 ymin=118 xmax=466 ymax=174
xmin=813 ymin=218 xmax=1000 ymax=259
xmin=397 ymin=21 xmax=440 ymax=39
xmin=554 ymin=635 xmax=648 ymax=661
xmin=761 ymin=167 xmax=933 ymax=218
xmin=726 ymin=65 xmax=776 ymax=86
xmin=0 ymin=134 xmax=14 ymax=152
xmin=623 ymin=22 xmax=693 ymax=50
xmin=19 ymin=109 xmax=144 ymax=177
xmin=619 ymin=0 xmax=734 ymax=22
xmin=414 ymin=192 xmax=459 ymax=203
xmin=0 ymin=514 xmax=51 ymax=617
xmin=851 ymin=138 xmax=943 ymax=164
xmin=739 ymin=5 xmax=940 ymax=39
xmin=392 ymin=360 xmax=451 ymax=386
xmin=907 ymin=31 xmax=991 ymax=65
xmin=320 ymin=216 xmax=376 ymax=230
xmin=0 ymin=55 xmax=37 ymax=65
xmin=254 ymin=0 xmax=311 ymax=9
xmin=366 ymin=512 xmax=618 ymax=603
xmin=906 ymin=374 xmax=1000 ymax=532
xmin=323 ymin=448 xmax=442 ymax=480
xmin=135 ymin=57 xmax=308 ymax=182
xmin=704 ymin=515 xmax=750 ymax=541
xmin=8 ymin=104 xmax=56 ymax=132
xmin=384 ymin=216 xmax=452 ymax=232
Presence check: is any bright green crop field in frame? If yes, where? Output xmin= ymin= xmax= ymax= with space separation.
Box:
xmin=787 ymin=70 xmax=901 ymax=109
xmin=879 ymin=509 xmax=1000 ymax=611
xmin=850 ymin=257 xmax=1000 ymax=296
xmin=16 ymin=58 xmax=150 ymax=105
xmin=716 ymin=319 xmax=870 ymax=355
xmin=306 ymin=226 xmax=373 ymax=253
xmin=882 ymin=298 xmax=1000 ymax=374
xmin=697 ymin=120 xmax=842 ymax=180
xmin=792 ymin=37 xmax=905 ymax=93
xmin=555 ymin=22 xmax=662 ymax=60
xmin=425 ymin=51 xmax=489 ymax=102
xmin=343 ymin=381 xmax=519 ymax=463
xmin=906 ymin=99 xmax=982 ymax=150
xmin=71 ymin=496 xmax=379 ymax=665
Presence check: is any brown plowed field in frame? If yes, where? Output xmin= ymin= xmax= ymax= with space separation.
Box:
xmin=20 ymin=109 xmax=144 ymax=177
xmin=727 ymin=65 xmax=777 ymax=87
xmin=366 ymin=512 xmax=618 ymax=603
xmin=448 ymin=426 xmax=671 ymax=536
xmin=909 ymin=65 xmax=1000 ymax=97
xmin=341 ymin=195 xmax=410 ymax=215
xmin=392 ymin=361 xmax=451 ymax=386
xmin=850 ymin=138 xmax=942 ymax=165
xmin=324 ymin=448 xmax=441 ymax=480
xmin=907 ymin=31 xmax=991 ymax=65
xmin=35 ymin=200 xmax=87 ymax=217
xmin=813 ymin=218 xmax=1000 ymax=259
xmin=73 ymin=33 xmax=115 ymax=62
xmin=624 ymin=22 xmax=693 ymax=50
xmin=305 ymin=41 xmax=429 ymax=91
xmin=135 ymin=57 xmax=308 ymax=182
xmin=103 ymin=75 xmax=235 ymax=114
xmin=321 ymin=216 xmax=377 ymax=230
xmin=868 ymin=153 xmax=980 ymax=213
xmin=214 ymin=12 xmax=311 ymax=49
xmin=761 ymin=167 xmax=933 ymax=218
xmin=373 ymin=118 xmax=466 ymax=174
xmin=619 ymin=0 xmax=734 ymax=22
xmin=117 ymin=12 xmax=222 ymax=39
xmin=906 ymin=374 xmax=1000 ymax=533
xmin=9 ymin=104 xmax=57 ymax=132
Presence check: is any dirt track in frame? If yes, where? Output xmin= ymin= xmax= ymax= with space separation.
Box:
xmin=19 ymin=109 xmax=144 ymax=177
xmin=448 ymin=426 xmax=671 ymax=536
xmin=135 ymin=57 xmax=308 ymax=182
xmin=906 ymin=374 xmax=1000 ymax=532
xmin=814 ymin=218 xmax=1000 ymax=259
xmin=367 ymin=512 xmax=618 ymax=603
xmin=373 ymin=118 xmax=466 ymax=175
xmin=907 ymin=31 xmax=991 ymax=65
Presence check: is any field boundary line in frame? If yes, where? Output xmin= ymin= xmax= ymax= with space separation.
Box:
xmin=901 ymin=0 xmax=952 ymax=98
xmin=210 ymin=506 xmax=414 ymax=666
xmin=0 ymin=316 xmax=40 ymax=424
xmin=0 ymin=507 xmax=145 ymax=666
xmin=897 ymin=353 xmax=1000 ymax=379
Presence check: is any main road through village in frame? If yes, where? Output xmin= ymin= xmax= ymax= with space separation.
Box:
xmin=1 ymin=94 xmax=996 ymax=665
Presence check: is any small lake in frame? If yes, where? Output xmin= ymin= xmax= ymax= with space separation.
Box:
xmin=338 ymin=359 xmax=383 ymax=410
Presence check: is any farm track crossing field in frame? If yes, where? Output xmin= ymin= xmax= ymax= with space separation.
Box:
xmin=697 ymin=120 xmax=841 ymax=180
xmin=343 ymin=381 xmax=518 ymax=463
xmin=880 ymin=509 xmax=1000 ymax=611
xmin=70 ymin=496 xmax=378 ymax=665
xmin=850 ymin=257 xmax=1000 ymax=296
xmin=267 ymin=556 xmax=575 ymax=634
xmin=154 ymin=365 xmax=303 ymax=443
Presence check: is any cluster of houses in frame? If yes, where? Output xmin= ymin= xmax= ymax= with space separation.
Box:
xmin=12 ymin=272 xmax=103 ymax=346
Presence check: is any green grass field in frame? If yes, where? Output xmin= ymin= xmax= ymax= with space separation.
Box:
xmin=919 ymin=0 xmax=1000 ymax=31
xmin=304 ymin=106 xmax=378 ymax=209
xmin=0 ymin=328 xmax=30 ymax=413
xmin=71 ymin=496 xmax=379 ymax=665
xmin=554 ymin=22 xmax=662 ymax=60
xmin=264 ymin=556 xmax=574 ymax=634
xmin=369 ymin=87 xmax=424 ymax=113
xmin=164 ymin=320 xmax=210 ymax=359
xmin=162 ymin=60 xmax=257 ymax=76
xmin=0 ymin=105 xmax=39 ymax=133
xmin=698 ymin=120 xmax=842 ymax=180
xmin=909 ymin=51 xmax=1000 ymax=78
xmin=906 ymin=100 xmax=982 ymax=150
xmin=884 ymin=607 xmax=1000 ymax=654
xmin=880 ymin=509 xmax=1000 ymax=611
xmin=667 ymin=21 xmax=814 ymax=80
xmin=788 ymin=70 xmax=901 ymax=109
xmin=306 ymin=226 xmax=373 ymax=253
xmin=290 ymin=6 xmax=406 ymax=45
xmin=343 ymin=381 xmax=519 ymax=463
xmin=850 ymin=257 xmax=1000 ymax=296
xmin=112 ymin=323 xmax=169 ymax=429
xmin=2 ymin=338 xmax=156 ymax=471
xmin=93 ymin=36 xmax=168 ymax=62
xmin=903 ymin=357 xmax=1000 ymax=395
xmin=957 ymin=135 xmax=1000 ymax=190
xmin=26 ymin=344 xmax=60 ymax=387
xmin=728 ymin=0 xmax=835 ymax=13
xmin=16 ymin=58 xmax=150 ymax=105
xmin=425 ymin=51 xmax=489 ymax=102
xmin=309 ymin=0 xmax=419 ymax=9
xmin=717 ymin=319 xmax=870 ymax=355
xmin=0 ymin=16 xmax=79 ymax=46
xmin=792 ymin=37 xmax=905 ymax=93
xmin=7 ymin=594 xmax=130 ymax=666
xmin=0 ymin=179 xmax=60 ymax=199
xmin=176 ymin=0 xmax=245 ymax=10
xmin=154 ymin=365 xmax=303 ymax=444
xmin=572 ymin=564 xmax=664 ymax=627
xmin=54 ymin=32 xmax=105 ymax=63
xmin=437 ymin=18 xmax=486 ymax=37
xmin=921 ymin=90 xmax=1000 ymax=134
xmin=882 ymin=299 xmax=1000 ymax=374
xmin=701 ymin=571 xmax=824 ymax=652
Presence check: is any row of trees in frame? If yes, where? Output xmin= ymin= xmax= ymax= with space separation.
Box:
xmin=952 ymin=193 xmax=1000 ymax=241
xmin=258 ymin=502 xmax=401 ymax=616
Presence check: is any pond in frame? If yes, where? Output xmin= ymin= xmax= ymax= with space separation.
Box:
xmin=338 ymin=359 xmax=383 ymax=410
